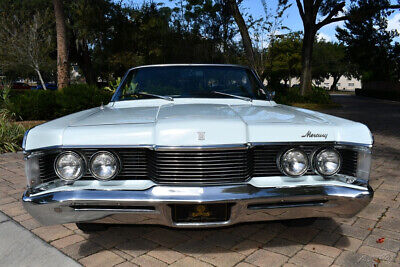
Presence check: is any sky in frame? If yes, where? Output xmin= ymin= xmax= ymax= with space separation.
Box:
xmin=128 ymin=0 xmax=400 ymax=43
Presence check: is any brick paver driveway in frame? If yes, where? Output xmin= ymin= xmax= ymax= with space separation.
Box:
xmin=1 ymin=95 xmax=399 ymax=266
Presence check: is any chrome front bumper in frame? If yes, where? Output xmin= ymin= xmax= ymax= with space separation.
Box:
xmin=22 ymin=181 xmax=373 ymax=228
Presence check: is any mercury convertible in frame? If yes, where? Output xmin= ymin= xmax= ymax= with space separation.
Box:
xmin=22 ymin=64 xmax=373 ymax=232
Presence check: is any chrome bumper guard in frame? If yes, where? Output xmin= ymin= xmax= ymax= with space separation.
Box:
xmin=22 ymin=182 xmax=373 ymax=228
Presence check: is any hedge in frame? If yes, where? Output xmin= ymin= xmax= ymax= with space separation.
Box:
xmin=9 ymin=84 xmax=112 ymax=121
xmin=274 ymin=86 xmax=332 ymax=105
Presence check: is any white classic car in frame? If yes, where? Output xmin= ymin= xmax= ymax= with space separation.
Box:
xmin=22 ymin=64 xmax=373 ymax=232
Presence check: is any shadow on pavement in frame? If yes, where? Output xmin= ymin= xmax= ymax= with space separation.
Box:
xmin=75 ymin=218 xmax=348 ymax=259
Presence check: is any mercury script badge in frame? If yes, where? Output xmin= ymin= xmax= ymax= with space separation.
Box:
xmin=197 ymin=132 xmax=206 ymax=140
xmin=301 ymin=130 xmax=328 ymax=139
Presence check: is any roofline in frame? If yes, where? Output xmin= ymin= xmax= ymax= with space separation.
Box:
xmin=128 ymin=64 xmax=252 ymax=71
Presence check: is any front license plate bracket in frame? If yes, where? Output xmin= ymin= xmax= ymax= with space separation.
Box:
xmin=171 ymin=204 xmax=231 ymax=223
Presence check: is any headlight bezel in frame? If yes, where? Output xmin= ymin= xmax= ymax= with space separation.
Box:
xmin=312 ymin=147 xmax=342 ymax=177
xmin=89 ymin=151 xmax=121 ymax=181
xmin=278 ymin=148 xmax=310 ymax=177
xmin=54 ymin=151 xmax=86 ymax=182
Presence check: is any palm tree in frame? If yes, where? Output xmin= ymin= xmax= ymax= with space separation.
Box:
xmin=53 ymin=0 xmax=69 ymax=89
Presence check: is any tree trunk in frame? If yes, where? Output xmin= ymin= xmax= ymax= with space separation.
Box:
xmin=53 ymin=0 xmax=69 ymax=90
xmin=35 ymin=68 xmax=47 ymax=90
xmin=76 ymin=39 xmax=96 ymax=85
xmin=330 ymin=75 xmax=341 ymax=91
xmin=228 ymin=0 xmax=256 ymax=70
xmin=300 ymin=27 xmax=315 ymax=95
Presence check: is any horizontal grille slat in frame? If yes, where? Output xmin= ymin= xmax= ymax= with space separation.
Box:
xmin=147 ymin=166 xmax=248 ymax=170
xmin=148 ymin=162 xmax=246 ymax=167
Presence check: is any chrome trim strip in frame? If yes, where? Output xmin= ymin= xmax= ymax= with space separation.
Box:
xmin=250 ymin=141 xmax=372 ymax=148
xmin=127 ymin=64 xmax=251 ymax=71
xmin=111 ymin=70 xmax=131 ymax=102
xmin=153 ymin=144 xmax=250 ymax=151
xmin=24 ymin=145 xmax=154 ymax=153
xmin=334 ymin=141 xmax=373 ymax=148
xmin=24 ymin=141 xmax=372 ymax=153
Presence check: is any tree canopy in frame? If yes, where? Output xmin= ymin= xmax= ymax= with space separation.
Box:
xmin=0 ymin=0 xmax=399 ymax=92
xmin=337 ymin=0 xmax=400 ymax=82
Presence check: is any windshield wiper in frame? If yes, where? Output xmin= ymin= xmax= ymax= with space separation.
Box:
xmin=212 ymin=91 xmax=252 ymax=102
xmin=120 ymin=92 xmax=173 ymax=101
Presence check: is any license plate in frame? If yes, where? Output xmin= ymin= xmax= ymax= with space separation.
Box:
xmin=171 ymin=204 xmax=230 ymax=223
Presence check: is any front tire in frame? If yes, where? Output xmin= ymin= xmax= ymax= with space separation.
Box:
xmin=76 ymin=223 xmax=109 ymax=233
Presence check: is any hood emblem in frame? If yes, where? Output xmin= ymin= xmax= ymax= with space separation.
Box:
xmin=302 ymin=130 xmax=328 ymax=139
xmin=197 ymin=132 xmax=206 ymax=141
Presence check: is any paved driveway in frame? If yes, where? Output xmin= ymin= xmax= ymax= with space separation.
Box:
xmin=0 ymin=95 xmax=399 ymax=266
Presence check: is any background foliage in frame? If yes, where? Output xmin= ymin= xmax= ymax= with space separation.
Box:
xmin=0 ymin=85 xmax=25 ymax=153
xmin=9 ymin=85 xmax=112 ymax=121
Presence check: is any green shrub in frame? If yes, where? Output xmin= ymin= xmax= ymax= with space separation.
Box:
xmin=0 ymin=84 xmax=26 ymax=153
xmin=55 ymin=84 xmax=112 ymax=117
xmin=274 ymin=86 xmax=332 ymax=105
xmin=10 ymin=90 xmax=58 ymax=120
xmin=9 ymin=84 xmax=113 ymax=121
xmin=304 ymin=87 xmax=331 ymax=104
xmin=0 ymin=115 xmax=25 ymax=153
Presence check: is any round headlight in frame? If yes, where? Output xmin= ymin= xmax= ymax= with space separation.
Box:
xmin=89 ymin=151 xmax=119 ymax=180
xmin=314 ymin=148 xmax=341 ymax=176
xmin=55 ymin=151 xmax=85 ymax=181
xmin=279 ymin=148 xmax=309 ymax=177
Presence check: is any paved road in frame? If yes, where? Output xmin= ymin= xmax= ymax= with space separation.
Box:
xmin=0 ymin=95 xmax=399 ymax=266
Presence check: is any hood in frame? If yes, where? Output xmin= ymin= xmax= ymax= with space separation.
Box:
xmin=25 ymin=99 xmax=373 ymax=150
xmin=68 ymin=102 xmax=329 ymax=127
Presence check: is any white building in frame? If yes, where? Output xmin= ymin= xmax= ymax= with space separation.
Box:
xmin=288 ymin=76 xmax=361 ymax=91
xmin=315 ymin=76 xmax=361 ymax=91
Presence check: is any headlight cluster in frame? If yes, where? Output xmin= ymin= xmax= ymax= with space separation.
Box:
xmin=278 ymin=147 xmax=342 ymax=177
xmin=54 ymin=151 xmax=120 ymax=182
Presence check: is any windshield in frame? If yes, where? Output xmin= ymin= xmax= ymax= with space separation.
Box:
xmin=113 ymin=66 xmax=267 ymax=101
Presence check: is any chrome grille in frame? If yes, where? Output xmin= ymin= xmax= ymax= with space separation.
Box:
xmin=37 ymin=144 xmax=358 ymax=185
xmin=147 ymin=148 xmax=252 ymax=184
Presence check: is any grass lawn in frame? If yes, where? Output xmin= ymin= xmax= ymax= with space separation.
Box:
xmin=328 ymin=90 xmax=355 ymax=95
